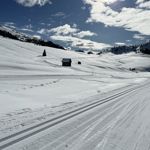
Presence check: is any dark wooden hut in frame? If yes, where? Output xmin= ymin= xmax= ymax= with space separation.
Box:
xmin=62 ymin=58 xmax=72 ymax=67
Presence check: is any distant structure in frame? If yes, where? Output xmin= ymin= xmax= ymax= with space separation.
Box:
xmin=76 ymin=50 xmax=84 ymax=53
xmin=42 ymin=49 xmax=47 ymax=56
xmin=78 ymin=61 xmax=81 ymax=65
xmin=87 ymin=51 xmax=93 ymax=54
xmin=97 ymin=52 xmax=102 ymax=55
xmin=62 ymin=58 xmax=72 ymax=67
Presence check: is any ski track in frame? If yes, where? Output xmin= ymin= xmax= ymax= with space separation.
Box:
xmin=43 ymin=83 xmax=150 ymax=150
xmin=2 ymin=82 xmax=150 ymax=150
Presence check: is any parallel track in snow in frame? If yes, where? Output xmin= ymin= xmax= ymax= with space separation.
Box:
xmin=0 ymin=83 xmax=146 ymax=149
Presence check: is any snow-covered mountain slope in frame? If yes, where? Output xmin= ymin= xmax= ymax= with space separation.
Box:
xmin=0 ymin=25 xmax=64 ymax=49
xmin=0 ymin=37 xmax=150 ymax=112
xmin=1 ymin=36 xmax=150 ymax=150
xmin=0 ymin=25 xmax=29 ymax=41
xmin=1 ymin=35 xmax=150 ymax=114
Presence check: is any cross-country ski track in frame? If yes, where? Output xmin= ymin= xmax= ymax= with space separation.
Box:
xmin=0 ymin=81 xmax=149 ymax=150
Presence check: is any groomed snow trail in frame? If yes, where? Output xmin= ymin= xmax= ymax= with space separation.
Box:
xmin=1 ymin=81 xmax=150 ymax=150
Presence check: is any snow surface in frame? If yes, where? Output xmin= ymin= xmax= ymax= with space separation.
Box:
xmin=0 ymin=36 xmax=150 ymax=149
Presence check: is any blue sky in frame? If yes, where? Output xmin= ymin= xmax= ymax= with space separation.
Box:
xmin=0 ymin=0 xmax=150 ymax=50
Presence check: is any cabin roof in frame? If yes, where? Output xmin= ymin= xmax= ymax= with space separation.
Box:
xmin=62 ymin=58 xmax=72 ymax=62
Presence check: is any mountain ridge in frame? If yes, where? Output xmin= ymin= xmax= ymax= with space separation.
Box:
xmin=0 ymin=25 xmax=65 ymax=50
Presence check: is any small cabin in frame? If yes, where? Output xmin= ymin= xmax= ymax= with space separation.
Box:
xmin=87 ymin=51 xmax=93 ymax=54
xmin=97 ymin=52 xmax=102 ymax=55
xmin=78 ymin=61 xmax=81 ymax=65
xmin=62 ymin=58 xmax=72 ymax=67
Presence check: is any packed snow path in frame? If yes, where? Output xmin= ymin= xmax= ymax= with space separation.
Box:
xmin=0 ymin=80 xmax=150 ymax=150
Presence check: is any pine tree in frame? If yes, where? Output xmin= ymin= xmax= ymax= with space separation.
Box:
xmin=42 ymin=49 xmax=47 ymax=56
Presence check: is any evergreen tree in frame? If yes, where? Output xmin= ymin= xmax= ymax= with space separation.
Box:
xmin=42 ymin=49 xmax=47 ymax=56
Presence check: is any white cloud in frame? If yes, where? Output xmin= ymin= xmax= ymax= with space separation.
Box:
xmin=49 ymin=24 xmax=97 ymax=38
xmin=15 ymin=0 xmax=51 ymax=7
xmin=49 ymin=24 xmax=79 ymax=36
xmin=115 ymin=42 xmax=125 ymax=46
xmin=83 ymin=0 xmax=150 ymax=35
xmin=51 ymin=12 xmax=66 ymax=17
xmin=126 ymin=40 xmax=131 ymax=42
xmin=138 ymin=1 xmax=150 ymax=9
xmin=19 ymin=24 xmax=33 ymax=32
xmin=72 ymin=24 xmax=77 ymax=28
xmin=20 ymin=28 xmax=33 ymax=32
xmin=37 ymin=28 xmax=47 ymax=34
xmin=39 ymin=24 xmax=109 ymax=50
xmin=25 ymin=24 xmax=33 ymax=29
xmin=50 ymin=35 xmax=111 ymax=50
xmin=4 ymin=22 xmax=16 ymax=29
xmin=4 ymin=22 xmax=15 ymax=26
xmin=133 ymin=34 xmax=145 ymax=40
xmin=74 ymin=31 xmax=97 ymax=38
xmin=136 ymin=0 xmax=145 ymax=4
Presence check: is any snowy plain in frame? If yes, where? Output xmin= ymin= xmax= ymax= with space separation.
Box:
xmin=0 ymin=36 xmax=150 ymax=149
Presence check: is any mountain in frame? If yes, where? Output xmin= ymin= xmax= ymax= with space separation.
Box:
xmin=0 ymin=25 xmax=65 ymax=50
xmin=109 ymin=41 xmax=150 ymax=55
xmin=110 ymin=45 xmax=137 ymax=54
xmin=139 ymin=41 xmax=150 ymax=54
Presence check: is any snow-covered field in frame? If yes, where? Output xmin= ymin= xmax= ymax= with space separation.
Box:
xmin=0 ymin=36 xmax=150 ymax=150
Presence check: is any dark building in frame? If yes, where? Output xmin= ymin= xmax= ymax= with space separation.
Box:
xmin=62 ymin=58 xmax=72 ymax=67
xmin=87 ymin=51 xmax=93 ymax=54
xmin=97 ymin=52 xmax=102 ymax=55
xmin=78 ymin=61 xmax=81 ymax=65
